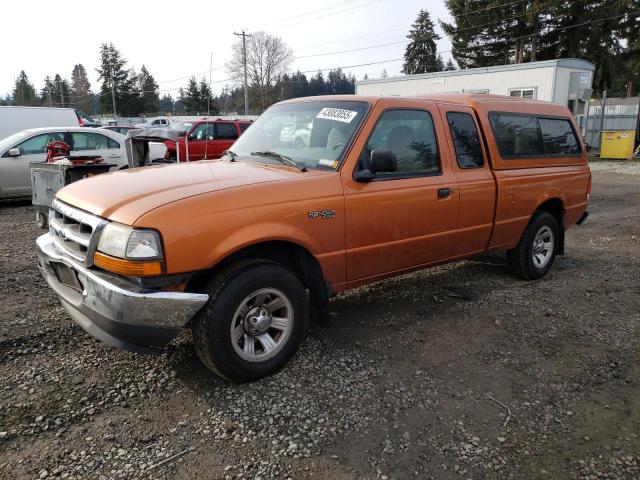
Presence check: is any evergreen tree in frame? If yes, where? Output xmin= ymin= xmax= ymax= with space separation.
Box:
xmin=380 ymin=69 xmax=389 ymax=79
xmin=181 ymin=77 xmax=201 ymax=113
xmin=119 ymin=68 xmax=145 ymax=116
xmin=198 ymin=77 xmax=215 ymax=113
xmin=327 ymin=68 xmax=352 ymax=94
xmin=440 ymin=0 xmax=634 ymax=93
xmin=308 ymin=71 xmax=326 ymax=96
xmin=440 ymin=0 xmax=529 ymax=68
xmin=160 ymin=94 xmax=174 ymax=114
xmin=12 ymin=71 xmax=39 ymax=106
xmin=403 ymin=10 xmax=443 ymax=74
xmin=50 ymin=74 xmax=71 ymax=107
xmin=70 ymin=64 xmax=91 ymax=106
xmin=40 ymin=76 xmax=55 ymax=107
xmin=284 ymin=71 xmax=310 ymax=99
xmin=444 ymin=58 xmax=457 ymax=71
xmin=96 ymin=43 xmax=129 ymax=115
xmin=138 ymin=65 xmax=160 ymax=113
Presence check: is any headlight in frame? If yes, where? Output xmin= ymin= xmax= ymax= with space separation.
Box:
xmin=97 ymin=222 xmax=163 ymax=260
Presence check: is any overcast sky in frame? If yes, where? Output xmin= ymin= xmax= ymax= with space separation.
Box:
xmin=0 ymin=0 xmax=453 ymax=101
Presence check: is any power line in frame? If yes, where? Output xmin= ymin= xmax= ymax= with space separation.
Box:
xmin=293 ymin=26 xmax=408 ymax=51
xmin=247 ymin=0 xmax=381 ymax=30
xmin=49 ymin=9 xmax=640 ymax=108
xmin=246 ymin=0 xmax=362 ymax=29
xmin=295 ymin=40 xmax=407 ymax=59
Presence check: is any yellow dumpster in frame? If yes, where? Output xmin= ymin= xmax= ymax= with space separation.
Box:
xmin=600 ymin=130 xmax=636 ymax=160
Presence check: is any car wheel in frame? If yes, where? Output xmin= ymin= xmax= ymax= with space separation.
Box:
xmin=192 ymin=261 xmax=309 ymax=382
xmin=507 ymin=211 xmax=559 ymax=280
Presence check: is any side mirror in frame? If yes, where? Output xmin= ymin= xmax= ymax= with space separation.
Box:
xmin=370 ymin=149 xmax=397 ymax=173
xmin=7 ymin=148 xmax=21 ymax=157
xmin=585 ymin=143 xmax=593 ymax=152
xmin=354 ymin=149 xmax=397 ymax=182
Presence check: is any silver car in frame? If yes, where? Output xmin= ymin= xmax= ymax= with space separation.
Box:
xmin=0 ymin=127 xmax=166 ymax=199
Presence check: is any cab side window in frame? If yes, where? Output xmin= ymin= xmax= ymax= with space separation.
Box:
xmin=489 ymin=113 xmax=581 ymax=158
xmin=446 ymin=112 xmax=484 ymax=168
xmin=366 ymin=109 xmax=440 ymax=177
xmin=216 ymin=123 xmax=238 ymax=140
xmin=539 ymin=118 xmax=580 ymax=155
xmin=490 ymin=114 xmax=543 ymax=156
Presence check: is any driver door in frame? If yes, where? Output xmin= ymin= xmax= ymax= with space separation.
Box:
xmin=0 ymin=132 xmax=65 ymax=197
xmin=341 ymin=99 xmax=459 ymax=283
xmin=184 ymin=123 xmax=209 ymax=161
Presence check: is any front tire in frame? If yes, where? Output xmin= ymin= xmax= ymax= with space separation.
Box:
xmin=192 ymin=262 xmax=309 ymax=382
xmin=507 ymin=211 xmax=559 ymax=280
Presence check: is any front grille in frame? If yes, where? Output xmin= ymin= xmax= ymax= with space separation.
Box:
xmin=49 ymin=199 xmax=107 ymax=266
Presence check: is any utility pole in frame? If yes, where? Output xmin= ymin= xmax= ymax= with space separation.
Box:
xmin=207 ymin=51 xmax=213 ymax=116
xmin=597 ymin=90 xmax=607 ymax=153
xmin=57 ymin=78 xmax=64 ymax=107
xmin=111 ymin=67 xmax=117 ymax=118
xmin=234 ymin=30 xmax=252 ymax=115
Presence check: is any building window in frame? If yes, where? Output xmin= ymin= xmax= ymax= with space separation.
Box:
xmin=509 ymin=88 xmax=536 ymax=99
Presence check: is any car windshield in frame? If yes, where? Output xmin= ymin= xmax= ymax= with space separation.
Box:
xmin=228 ymin=100 xmax=370 ymax=171
xmin=0 ymin=131 xmax=31 ymax=152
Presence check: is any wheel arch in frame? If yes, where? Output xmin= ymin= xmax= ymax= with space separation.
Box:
xmin=186 ymin=240 xmax=331 ymax=319
xmin=534 ymin=197 xmax=565 ymax=254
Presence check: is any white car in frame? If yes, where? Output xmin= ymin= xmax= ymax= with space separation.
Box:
xmin=135 ymin=116 xmax=170 ymax=128
xmin=0 ymin=127 xmax=167 ymax=199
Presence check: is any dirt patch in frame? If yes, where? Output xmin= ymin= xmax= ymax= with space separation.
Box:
xmin=0 ymin=171 xmax=638 ymax=479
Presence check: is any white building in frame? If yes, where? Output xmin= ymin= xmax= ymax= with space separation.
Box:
xmin=356 ymin=58 xmax=594 ymax=116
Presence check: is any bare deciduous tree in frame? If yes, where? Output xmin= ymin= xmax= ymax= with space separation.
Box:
xmin=227 ymin=31 xmax=293 ymax=110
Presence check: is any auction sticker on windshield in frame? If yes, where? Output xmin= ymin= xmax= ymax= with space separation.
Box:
xmin=316 ymin=108 xmax=358 ymax=123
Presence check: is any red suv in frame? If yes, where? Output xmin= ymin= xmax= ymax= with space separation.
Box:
xmin=165 ymin=119 xmax=251 ymax=161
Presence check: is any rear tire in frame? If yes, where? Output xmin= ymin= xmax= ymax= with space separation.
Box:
xmin=192 ymin=261 xmax=309 ymax=382
xmin=507 ymin=211 xmax=559 ymax=280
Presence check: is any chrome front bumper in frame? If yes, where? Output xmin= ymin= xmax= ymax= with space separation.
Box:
xmin=36 ymin=234 xmax=209 ymax=354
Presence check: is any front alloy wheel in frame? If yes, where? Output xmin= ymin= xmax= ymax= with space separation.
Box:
xmin=192 ymin=262 xmax=309 ymax=382
xmin=231 ymin=288 xmax=294 ymax=362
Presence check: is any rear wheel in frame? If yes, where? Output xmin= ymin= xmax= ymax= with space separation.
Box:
xmin=507 ymin=211 xmax=559 ymax=280
xmin=192 ymin=262 xmax=309 ymax=382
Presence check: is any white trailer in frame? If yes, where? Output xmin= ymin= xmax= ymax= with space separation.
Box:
xmin=356 ymin=58 xmax=594 ymax=117
xmin=0 ymin=106 xmax=80 ymax=141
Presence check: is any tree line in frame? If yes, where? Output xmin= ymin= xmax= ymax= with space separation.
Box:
xmin=3 ymin=1 xmax=637 ymax=114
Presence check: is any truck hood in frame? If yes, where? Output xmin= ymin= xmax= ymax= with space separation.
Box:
xmin=56 ymin=161 xmax=312 ymax=225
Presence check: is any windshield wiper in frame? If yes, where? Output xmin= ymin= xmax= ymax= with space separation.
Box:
xmin=223 ymin=149 xmax=237 ymax=161
xmin=250 ymin=151 xmax=307 ymax=172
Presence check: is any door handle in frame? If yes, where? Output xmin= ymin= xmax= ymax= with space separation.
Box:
xmin=437 ymin=187 xmax=452 ymax=198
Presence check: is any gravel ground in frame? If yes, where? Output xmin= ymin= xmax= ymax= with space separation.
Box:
xmin=0 ymin=169 xmax=638 ymax=479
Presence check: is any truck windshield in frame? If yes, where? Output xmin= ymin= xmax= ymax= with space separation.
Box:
xmin=228 ymin=100 xmax=369 ymax=171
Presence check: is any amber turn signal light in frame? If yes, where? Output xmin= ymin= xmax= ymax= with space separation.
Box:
xmin=93 ymin=252 xmax=163 ymax=277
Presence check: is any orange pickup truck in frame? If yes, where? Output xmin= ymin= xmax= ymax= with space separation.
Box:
xmin=36 ymin=94 xmax=590 ymax=381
